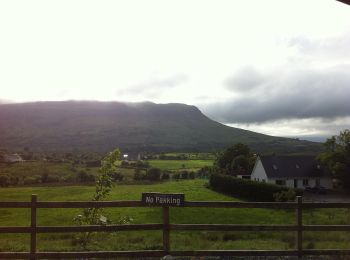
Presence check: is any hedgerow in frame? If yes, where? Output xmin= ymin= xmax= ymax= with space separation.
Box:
xmin=209 ymin=173 xmax=301 ymax=202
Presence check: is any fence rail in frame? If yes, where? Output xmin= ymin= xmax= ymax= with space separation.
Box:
xmin=1 ymin=195 xmax=350 ymax=259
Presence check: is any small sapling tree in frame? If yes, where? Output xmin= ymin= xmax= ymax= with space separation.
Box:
xmin=74 ymin=148 xmax=129 ymax=247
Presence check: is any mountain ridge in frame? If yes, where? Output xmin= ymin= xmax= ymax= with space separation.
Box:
xmin=0 ymin=101 xmax=323 ymax=154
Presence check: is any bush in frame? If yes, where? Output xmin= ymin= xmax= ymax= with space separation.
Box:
xmin=120 ymin=160 xmax=130 ymax=167
xmin=0 ymin=174 xmax=10 ymax=187
xmin=189 ymin=171 xmax=196 ymax=179
xmin=61 ymin=175 xmax=74 ymax=183
xmin=85 ymin=160 xmax=101 ymax=167
xmin=161 ymin=172 xmax=170 ymax=180
xmin=173 ymin=173 xmax=180 ymax=180
xmin=273 ymin=189 xmax=297 ymax=202
xmin=209 ymin=173 xmax=299 ymax=202
xmin=23 ymin=175 xmax=42 ymax=185
xmin=145 ymin=167 xmax=161 ymax=181
xmin=41 ymin=172 xmax=60 ymax=183
xmin=76 ymin=171 xmax=95 ymax=183
xmin=197 ymin=166 xmax=219 ymax=178
xmin=180 ymin=170 xmax=189 ymax=179
xmin=133 ymin=170 xmax=146 ymax=181
xmin=110 ymin=172 xmax=124 ymax=182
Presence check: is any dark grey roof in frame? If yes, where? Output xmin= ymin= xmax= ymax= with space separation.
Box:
xmin=259 ymin=155 xmax=331 ymax=179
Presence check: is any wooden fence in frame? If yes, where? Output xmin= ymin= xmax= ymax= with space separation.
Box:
xmin=1 ymin=195 xmax=350 ymax=259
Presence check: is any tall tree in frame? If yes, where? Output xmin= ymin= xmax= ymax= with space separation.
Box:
xmin=215 ymin=143 xmax=256 ymax=175
xmin=318 ymin=129 xmax=350 ymax=191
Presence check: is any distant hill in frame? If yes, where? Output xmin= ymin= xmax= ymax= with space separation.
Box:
xmin=0 ymin=101 xmax=323 ymax=154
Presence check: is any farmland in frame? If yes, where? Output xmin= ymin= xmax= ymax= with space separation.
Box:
xmin=147 ymin=159 xmax=212 ymax=170
xmin=0 ymin=156 xmax=214 ymax=186
xmin=1 ymin=179 xmax=350 ymax=252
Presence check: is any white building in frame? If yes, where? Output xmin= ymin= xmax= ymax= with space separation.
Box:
xmin=3 ymin=153 xmax=24 ymax=163
xmin=250 ymin=155 xmax=333 ymax=189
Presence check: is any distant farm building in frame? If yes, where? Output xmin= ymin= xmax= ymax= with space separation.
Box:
xmin=250 ymin=155 xmax=333 ymax=189
xmin=2 ymin=153 xmax=24 ymax=163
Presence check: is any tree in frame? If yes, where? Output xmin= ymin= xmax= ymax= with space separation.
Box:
xmin=318 ymin=129 xmax=350 ymax=191
xmin=145 ymin=167 xmax=161 ymax=181
xmin=214 ymin=143 xmax=256 ymax=175
xmin=74 ymin=148 xmax=122 ymax=246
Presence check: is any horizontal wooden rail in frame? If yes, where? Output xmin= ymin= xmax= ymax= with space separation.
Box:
xmin=2 ymin=200 xmax=350 ymax=209
xmin=1 ymin=195 xmax=350 ymax=259
xmin=170 ymin=224 xmax=298 ymax=231
xmin=3 ymin=223 xmax=350 ymax=234
xmin=3 ymin=249 xmax=350 ymax=259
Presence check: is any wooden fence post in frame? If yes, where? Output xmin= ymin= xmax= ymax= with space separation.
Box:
xmin=296 ymin=196 xmax=302 ymax=259
xmin=30 ymin=194 xmax=37 ymax=260
xmin=163 ymin=206 xmax=170 ymax=255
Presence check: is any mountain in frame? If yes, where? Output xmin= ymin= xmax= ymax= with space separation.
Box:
xmin=0 ymin=101 xmax=323 ymax=154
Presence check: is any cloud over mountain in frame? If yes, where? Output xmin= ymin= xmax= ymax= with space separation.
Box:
xmin=201 ymin=65 xmax=350 ymax=124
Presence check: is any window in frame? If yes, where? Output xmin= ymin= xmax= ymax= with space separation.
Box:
xmin=303 ymin=179 xmax=309 ymax=186
xmin=273 ymin=164 xmax=278 ymax=170
xmin=275 ymin=180 xmax=286 ymax=185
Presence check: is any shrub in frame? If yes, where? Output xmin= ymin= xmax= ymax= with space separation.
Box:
xmin=41 ymin=172 xmax=60 ymax=183
xmin=197 ymin=166 xmax=219 ymax=178
xmin=0 ymin=174 xmax=10 ymax=187
xmin=189 ymin=171 xmax=196 ymax=179
xmin=133 ymin=170 xmax=146 ymax=181
xmin=85 ymin=160 xmax=101 ymax=167
xmin=110 ymin=172 xmax=124 ymax=181
xmin=120 ymin=160 xmax=129 ymax=167
xmin=145 ymin=167 xmax=161 ymax=181
xmin=77 ymin=171 xmax=95 ymax=183
xmin=23 ymin=175 xmax=42 ymax=185
xmin=136 ymin=160 xmax=149 ymax=169
xmin=273 ymin=189 xmax=297 ymax=202
xmin=173 ymin=173 xmax=180 ymax=180
xmin=180 ymin=170 xmax=189 ymax=179
xmin=209 ymin=173 xmax=299 ymax=202
xmin=61 ymin=175 xmax=74 ymax=183
xmin=161 ymin=172 xmax=170 ymax=180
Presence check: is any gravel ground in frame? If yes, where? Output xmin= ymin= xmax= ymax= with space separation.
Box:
xmin=302 ymin=190 xmax=350 ymax=203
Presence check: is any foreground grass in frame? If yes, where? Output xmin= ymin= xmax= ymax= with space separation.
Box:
xmin=0 ymin=180 xmax=350 ymax=252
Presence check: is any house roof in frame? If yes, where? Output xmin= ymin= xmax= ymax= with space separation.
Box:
xmin=259 ymin=155 xmax=330 ymax=179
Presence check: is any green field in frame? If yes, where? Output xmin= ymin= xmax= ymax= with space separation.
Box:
xmin=147 ymin=159 xmax=213 ymax=170
xmin=0 ymin=158 xmax=212 ymax=186
xmin=1 ymin=179 xmax=350 ymax=252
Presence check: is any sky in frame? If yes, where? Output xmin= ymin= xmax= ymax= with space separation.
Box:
xmin=0 ymin=0 xmax=349 ymax=141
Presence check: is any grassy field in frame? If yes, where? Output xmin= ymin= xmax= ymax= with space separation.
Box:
xmin=147 ymin=159 xmax=213 ymax=170
xmin=1 ymin=179 xmax=350 ymax=252
xmin=0 ymin=158 xmax=212 ymax=185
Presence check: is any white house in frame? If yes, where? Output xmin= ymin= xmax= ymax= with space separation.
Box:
xmin=3 ymin=153 xmax=24 ymax=163
xmin=250 ymin=155 xmax=333 ymax=189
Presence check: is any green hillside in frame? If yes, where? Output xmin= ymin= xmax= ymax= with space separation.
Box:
xmin=0 ymin=101 xmax=322 ymax=154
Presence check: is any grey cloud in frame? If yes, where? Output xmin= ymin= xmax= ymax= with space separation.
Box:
xmin=116 ymin=74 xmax=188 ymax=98
xmin=225 ymin=66 xmax=265 ymax=92
xmin=200 ymin=66 xmax=350 ymax=124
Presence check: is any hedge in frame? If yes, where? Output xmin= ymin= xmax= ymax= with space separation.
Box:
xmin=209 ymin=173 xmax=302 ymax=202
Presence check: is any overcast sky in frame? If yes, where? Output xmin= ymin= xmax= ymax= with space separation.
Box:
xmin=0 ymin=0 xmax=349 ymax=141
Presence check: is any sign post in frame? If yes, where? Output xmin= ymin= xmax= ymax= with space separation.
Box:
xmin=142 ymin=192 xmax=185 ymax=206
xmin=141 ymin=192 xmax=185 ymax=254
